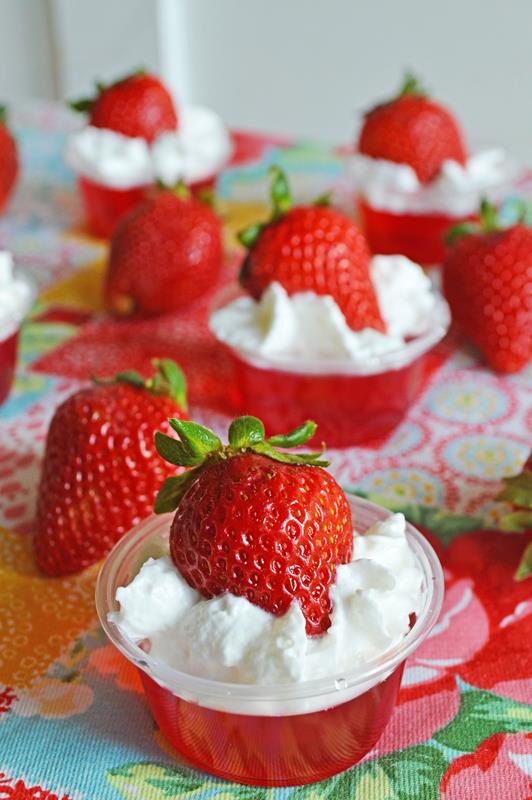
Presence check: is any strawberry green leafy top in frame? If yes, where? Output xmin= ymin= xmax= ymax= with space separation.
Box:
xmin=237 ymin=166 xmax=330 ymax=252
xmin=95 ymin=358 xmax=187 ymax=410
xmin=154 ymin=416 xmax=327 ymax=513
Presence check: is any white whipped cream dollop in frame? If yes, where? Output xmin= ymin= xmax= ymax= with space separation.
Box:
xmin=65 ymin=106 xmax=232 ymax=189
xmin=111 ymin=513 xmax=423 ymax=688
xmin=352 ymin=149 xmax=517 ymax=215
xmin=209 ymin=255 xmax=437 ymax=369
xmin=0 ymin=251 xmax=34 ymax=339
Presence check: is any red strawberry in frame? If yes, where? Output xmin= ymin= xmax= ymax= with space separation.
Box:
xmin=442 ymin=201 xmax=532 ymax=373
xmin=70 ymin=70 xmax=178 ymax=143
xmin=104 ymin=187 xmax=223 ymax=317
xmin=358 ymin=73 xmax=467 ymax=184
xmin=35 ymin=360 xmax=188 ymax=576
xmin=154 ymin=416 xmax=353 ymax=635
xmin=0 ymin=106 xmax=18 ymax=213
xmin=238 ymin=167 xmax=384 ymax=332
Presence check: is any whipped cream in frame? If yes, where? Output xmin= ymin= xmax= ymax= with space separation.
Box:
xmin=65 ymin=106 xmax=232 ymax=189
xmin=0 ymin=251 xmax=34 ymax=339
xmin=210 ymin=255 xmax=439 ymax=371
xmin=352 ymin=149 xmax=518 ymax=215
xmin=111 ymin=513 xmax=423 ymax=690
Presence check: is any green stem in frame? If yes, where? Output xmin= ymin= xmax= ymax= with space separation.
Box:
xmin=398 ymin=71 xmax=427 ymax=98
xmin=154 ymin=415 xmax=327 ymax=513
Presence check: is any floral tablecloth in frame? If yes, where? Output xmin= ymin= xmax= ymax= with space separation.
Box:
xmin=0 ymin=103 xmax=531 ymax=800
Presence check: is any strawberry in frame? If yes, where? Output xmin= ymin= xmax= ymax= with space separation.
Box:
xmin=104 ymin=186 xmax=223 ymax=317
xmin=154 ymin=415 xmax=353 ymax=635
xmin=0 ymin=106 xmax=18 ymax=213
xmin=358 ymin=73 xmax=467 ymax=184
xmin=70 ymin=70 xmax=178 ymax=143
xmin=442 ymin=201 xmax=532 ymax=373
xmin=238 ymin=167 xmax=384 ymax=331
xmin=35 ymin=359 xmax=188 ymax=576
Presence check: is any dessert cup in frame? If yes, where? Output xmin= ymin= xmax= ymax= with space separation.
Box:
xmin=211 ymin=291 xmax=451 ymax=449
xmin=357 ymin=198 xmax=475 ymax=265
xmin=0 ymin=272 xmax=36 ymax=406
xmin=96 ymin=496 xmax=444 ymax=787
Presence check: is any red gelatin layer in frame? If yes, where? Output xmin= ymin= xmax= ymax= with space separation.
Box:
xmin=225 ymin=348 xmax=437 ymax=449
xmin=141 ymin=665 xmax=404 ymax=786
xmin=0 ymin=330 xmax=19 ymax=406
xmin=358 ymin=198 xmax=475 ymax=265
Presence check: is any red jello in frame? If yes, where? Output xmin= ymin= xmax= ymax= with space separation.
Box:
xmin=0 ymin=330 xmax=19 ymax=406
xmin=77 ymin=177 xmax=148 ymax=239
xmin=211 ymin=295 xmax=450 ymax=449
xmin=96 ymin=498 xmax=444 ymax=787
xmin=0 ymin=272 xmax=36 ymax=407
xmin=358 ymin=198 xmax=475 ymax=265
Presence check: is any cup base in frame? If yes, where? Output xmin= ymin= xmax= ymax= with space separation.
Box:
xmin=78 ymin=175 xmax=218 ymax=239
xmin=357 ymin=198 xmax=476 ymax=265
xmin=223 ymin=346 xmax=442 ymax=449
xmin=141 ymin=665 xmax=404 ymax=787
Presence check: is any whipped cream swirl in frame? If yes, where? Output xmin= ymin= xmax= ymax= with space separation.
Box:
xmin=352 ymin=149 xmax=518 ymax=215
xmin=111 ymin=513 xmax=423 ymax=687
xmin=65 ymin=106 xmax=232 ymax=189
xmin=210 ymin=255 xmax=440 ymax=370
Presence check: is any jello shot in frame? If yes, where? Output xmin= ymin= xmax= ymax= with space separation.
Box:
xmin=210 ymin=255 xmax=450 ymax=448
xmin=96 ymin=418 xmax=443 ymax=786
xmin=0 ymin=251 xmax=36 ymax=405
xmin=353 ymin=74 xmax=517 ymax=264
xmin=209 ymin=165 xmax=451 ymax=447
xmin=66 ymin=71 xmax=232 ymax=237
xmin=97 ymin=498 xmax=443 ymax=786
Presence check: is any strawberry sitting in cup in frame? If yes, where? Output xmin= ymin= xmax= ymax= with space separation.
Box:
xmin=154 ymin=416 xmax=352 ymax=636
xmin=210 ymin=167 xmax=450 ymax=447
xmin=100 ymin=415 xmax=442 ymax=785
xmin=353 ymin=73 xmax=517 ymax=264
xmin=66 ymin=70 xmax=232 ymax=237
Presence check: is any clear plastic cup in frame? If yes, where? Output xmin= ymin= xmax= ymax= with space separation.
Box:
xmin=210 ymin=290 xmax=451 ymax=449
xmin=96 ymin=496 xmax=444 ymax=787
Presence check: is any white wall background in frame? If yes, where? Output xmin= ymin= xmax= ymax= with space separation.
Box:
xmin=0 ymin=0 xmax=531 ymax=160
xmin=0 ymin=0 xmax=57 ymax=101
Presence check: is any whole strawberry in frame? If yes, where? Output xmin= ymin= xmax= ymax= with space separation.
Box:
xmin=155 ymin=416 xmax=353 ymax=635
xmin=0 ymin=106 xmax=18 ymax=213
xmin=70 ymin=70 xmax=178 ymax=143
xmin=239 ymin=167 xmax=383 ymax=331
xmin=358 ymin=73 xmax=467 ymax=184
xmin=442 ymin=201 xmax=532 ymax=373
xmin=35 ymin=359 xmax=188 ymax=576
xmin=104 ymin=186 xmax=223 ymax=317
